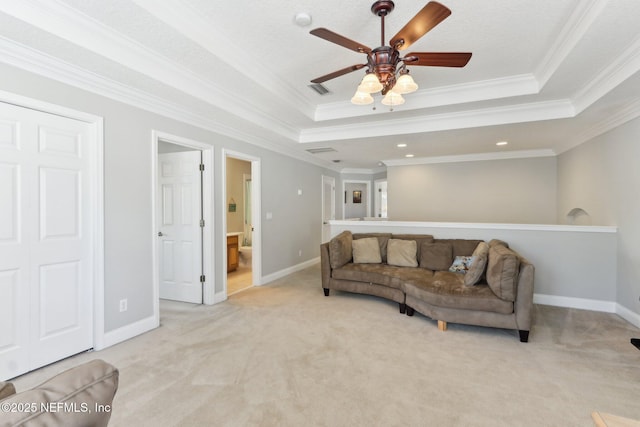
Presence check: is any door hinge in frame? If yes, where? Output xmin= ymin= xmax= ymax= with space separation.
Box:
xmin=200 ymin=275 xmax=205 ymax=283
xmin=199 ymin=164 xmax=205 ymax=171
xmin=200 ymin=219 xmax=205 ymax=227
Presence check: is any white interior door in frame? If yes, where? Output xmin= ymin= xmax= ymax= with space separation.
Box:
xmin=157 ymin=151 xmax=202 ymax=303
xmin=374 ymin=179 xmax=388 ymax=218
xmin=322 ymin=176 xmax=336 ymax=243
xmin=0 ymin=102 xmax=93 ymax=380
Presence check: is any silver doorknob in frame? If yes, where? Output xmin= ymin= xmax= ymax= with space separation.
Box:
xmin=157 ymin=231 xmax=163 ymax=237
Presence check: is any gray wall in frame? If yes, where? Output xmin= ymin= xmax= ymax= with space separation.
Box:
xmin=558 ymin=117 xmax=640 ymax=315
xmin=387 ymin=157 xmax=558 ymax=224
xmin=344 ymin=182 xmax=367 ymax=218
xmin=0 ymin=62 xmax=329 ymax=333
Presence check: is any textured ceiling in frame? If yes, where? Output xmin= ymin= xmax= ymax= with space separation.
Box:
xmin=0 ymin=0 xmax=639 ymax=170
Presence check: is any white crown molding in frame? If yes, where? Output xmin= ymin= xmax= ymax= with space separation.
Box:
xmin=339 ymin=167 xmax=384 ymax=175
xmin=534 ymin=0 xmax=607 ymax=89
xmin=314 ymin=74 xmax=540 ymax=122
xmin=0 ymin=0 xmax=299 ymax=142
xmin=301 ymin=99 xmax=575 ymax=143
xmin=555 ymin=98 xmax=640 ymax=154
xmin=0 ymin=36 xmax=335 ymax=171
xmin=130 ymin=0 xmax=316 ymax=120
xmin=383 ymin=149 xmax=556 ymax=167
xmin=572 ymin=35 xmax=640 ymax=114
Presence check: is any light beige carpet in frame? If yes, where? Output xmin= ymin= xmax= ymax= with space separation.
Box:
xmin=10 ymin=264 xmax=640 ymax=426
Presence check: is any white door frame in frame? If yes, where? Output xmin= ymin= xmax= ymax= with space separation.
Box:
xmin=151 ymin=131 xmax=214 ymax=313
xmin=0 ymin=90 xmax=105 ymax=350
xmin=374 ymin=178 xmax=388 ymax=218
xmin=321 ymin=175 xmax=336 ymax=243
xmin=222 ymin=149 xmax=261 ymax=299
xmin=342 ymin=179 xmax=371 ymax=219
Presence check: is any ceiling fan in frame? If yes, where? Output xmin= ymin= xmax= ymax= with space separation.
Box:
xmin=309 ymin=0 xmax=472 ymax=106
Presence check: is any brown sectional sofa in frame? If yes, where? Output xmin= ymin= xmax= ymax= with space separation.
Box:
xmin=320 ymin=231 xmax=535 ymax=342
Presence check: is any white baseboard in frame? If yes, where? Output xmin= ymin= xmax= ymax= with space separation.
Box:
xmin=261 ymin=257 xmax=320 ymax=285
xmin=213 ymin=291 xmax=228 ymax=304
xmin=616 ymin=303 xmax=640 ymax=329
xmin=534 ymin=294 xmax=640 ymax=329
xmin=97 ymin=315 xmax=158 ymax=350
xmin=534 ymin=293 xmax=617 ymax=312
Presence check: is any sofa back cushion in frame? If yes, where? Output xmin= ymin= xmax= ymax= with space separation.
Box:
xmin=329 ymin=231 xmax=353 ymax=269
xmin=0 ymin=381 xmax=16 ymax=400
xmin=419 ymin=241 xmax=453 ymax=271
xmin=353 ymin=233 xmax=392 ymax=262
xmin=464 ymin=242 xmax=489 ymax=286
xmin=387 ymin=238 xmax=418 ymax=267
xmin=487 ymin=244 xmax=520 ymax=301
xmin=352 ymin=237 xmax=382 ymax=264
xmin=435 ymin=239 xmax=483 ymax=257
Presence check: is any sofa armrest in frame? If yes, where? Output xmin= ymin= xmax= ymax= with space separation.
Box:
xmin=320 ymin=242 xmax=332 ymax=289
xmin=0 ymin=359 xmax=118 ymax=427
xmin=514 ymin=260 xmax=535 ymax=332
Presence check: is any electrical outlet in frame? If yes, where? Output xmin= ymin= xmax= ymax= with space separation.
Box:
xmin=119 ymin=299 xmax=127 ymax=312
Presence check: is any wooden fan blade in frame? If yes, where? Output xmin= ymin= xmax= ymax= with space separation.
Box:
xmin=311 ymin=64 xmax=367 ymax=83
xmin=310 ymin=28 xmax=372 ymax=54
xmin=390 ymin=2 xmax=451 ymax=51
xmin=405 ymin=52 xmax=472 ymax=67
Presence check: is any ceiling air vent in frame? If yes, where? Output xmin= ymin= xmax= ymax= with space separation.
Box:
xmin=306 ymin=147 xmax=337 ymax=154
xmin=308 ymin=83 xmax=331 ymax=95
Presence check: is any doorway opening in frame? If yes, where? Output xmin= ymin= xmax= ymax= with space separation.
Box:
xmin=322 ymin=175 xmax=336 ymax=243
xmin=223 ymin=150 xmax=261 ymax=297
xmin=342 ymin=180 xmax=371 ymax=219
xmin=151 ymin=131 xmax=214 ymax=326
xmin=374 ymin=179 xmax=388 ymax=218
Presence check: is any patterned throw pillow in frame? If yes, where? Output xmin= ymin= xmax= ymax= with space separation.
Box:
xmin=449 ymin=256 xmax=475 ymax=274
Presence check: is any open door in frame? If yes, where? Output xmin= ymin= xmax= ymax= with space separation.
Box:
xmin=157 ymin=150 xmax=203 ymax=304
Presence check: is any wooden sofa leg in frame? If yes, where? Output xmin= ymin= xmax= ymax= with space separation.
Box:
xmin=519 ymin=330 xmax=529 ymax=343
xmin=406 ymin=306 xmax=415 ymax=316
xmin=323 ymin=288 xmax=330 ymax=296
xmin=438 ymin=320 xmax=447 ymax=332
xmin=399 ymin=303 xmax=406 ymax=314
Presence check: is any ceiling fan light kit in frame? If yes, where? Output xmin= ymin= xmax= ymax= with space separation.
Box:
xmin=309 ymin=0 xmax=471 ymax=108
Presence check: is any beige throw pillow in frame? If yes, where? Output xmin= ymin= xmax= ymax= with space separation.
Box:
xmin=352 ymin=237 xmax=382 ymax=263
xmin=387 ymin=239 xmax=418 ymax=267
xmin=464 ymin=241 xmax=489 ymax=286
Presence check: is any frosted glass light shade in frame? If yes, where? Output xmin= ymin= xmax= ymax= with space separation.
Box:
xmin=394 ymin=73 xmax=418 ymax=94
xmin=381 ymin=91 xmax=405 ymax=106
xmin=358 ymin=73 xmax=383 ymax=93
xmin=351 ymin=90 xmax=374 ymax=105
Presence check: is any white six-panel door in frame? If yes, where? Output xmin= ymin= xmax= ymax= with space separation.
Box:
xmin=0 ymin=102 xmax=92 ymax=380
xmin=157 ymin=151 xmax=203 ymax=304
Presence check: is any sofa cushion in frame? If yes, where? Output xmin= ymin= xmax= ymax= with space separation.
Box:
xmin=332 ymin=263 xmax=400 ymax=289
xmin=403 ymin=271 xmax=513 ymax=314
xmin=435 ymin=239 xmax=483 ymax=257
xmin=0 ymin=359 xmax=119 ymax=427
xmin=353 ymin=233 xmax=392 ymax=262
xmin=387 ymin=239 xmax=418 ymax=267
xmin=464 ymin=242 xmax=489 ymax=286
xmin=449 ymin=256 xmax=474 ymax=273
xmin=329 ymin=231 xmax=353 ymax=269
xmin=487 ymin=244 xmax=520 ymax=301
xmin=489 ymin=239 xmax=509 ymax=248
xmin=352 ymin=237 xmax=382 ymax=264
xmin=420 ymin=241 xmax=453 ymax=271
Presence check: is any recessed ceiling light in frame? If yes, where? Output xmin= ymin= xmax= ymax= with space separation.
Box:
xmin=397 ymin=143 xmax=407 ymax=148
xmin=294 ymin=12 xmax=312 ymax=27
xmin=496 ymin=141 xmax=508 ymax=146
xmin=405 ymin=154 xmax=414 ymax=158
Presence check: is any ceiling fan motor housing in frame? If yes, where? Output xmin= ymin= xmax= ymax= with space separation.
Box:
xmin=368 ymin=46 xmax=399 ymax=93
